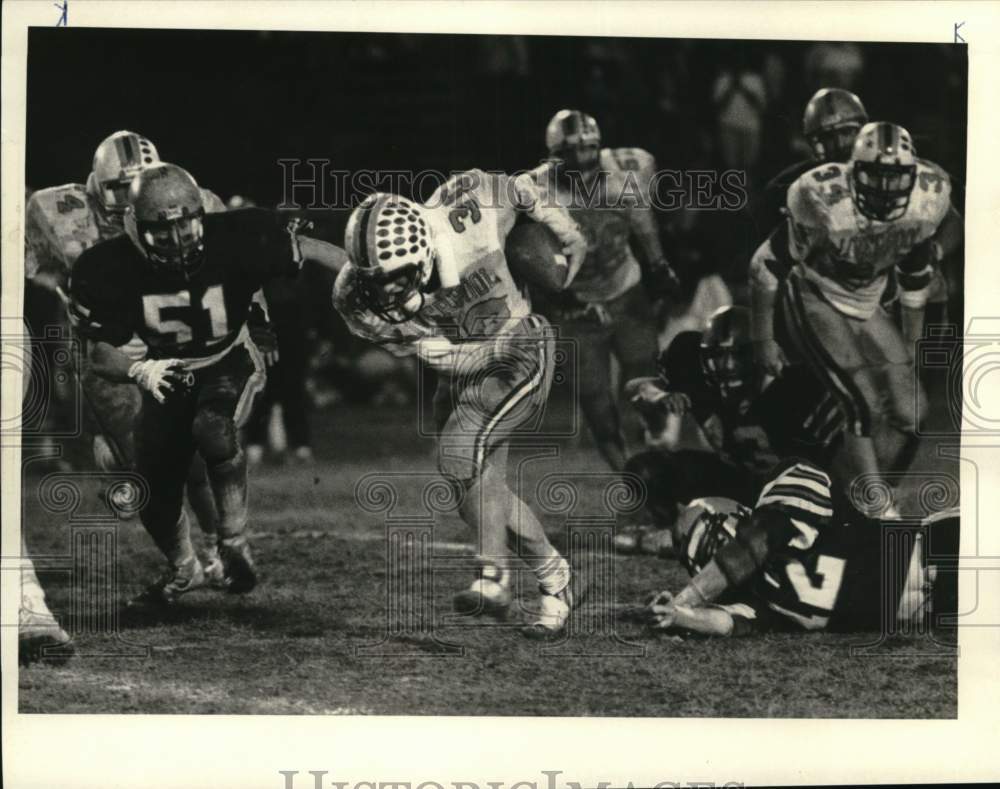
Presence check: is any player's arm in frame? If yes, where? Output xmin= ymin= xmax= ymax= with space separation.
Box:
xmin=332 ymin=265 xmax=427 ymax=358
xmin=646 ymin=592 xmax=760 ymax=637
xmin=508 ymin=171 xmax=588 ymax=287
xmin=622 ymin=150 xmax=680 ymax=298
xmin=749 ymin=230 xmax=791 ymax=377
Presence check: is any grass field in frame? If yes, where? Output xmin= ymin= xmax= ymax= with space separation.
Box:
xmin=18 ymin=395 xmax=959 ymax=717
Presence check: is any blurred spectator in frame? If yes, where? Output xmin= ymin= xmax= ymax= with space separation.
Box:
xmin=804 ymin=42 xmax=865 ymax=92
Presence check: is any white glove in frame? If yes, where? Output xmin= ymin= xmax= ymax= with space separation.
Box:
xmin=128 ymin=359 xmax=186 ymax=404
xmin=415 ymin=337 xmax=460 ymax=372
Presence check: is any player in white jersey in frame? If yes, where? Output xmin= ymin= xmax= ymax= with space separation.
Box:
xmin=334 ymin=170 xmax=589 ymax=636
xmin=25 ymin=130 xmax=228 ymax=576
xmin=749 ymin=122 xmax=962 ymax=506
xmin=525 ymin=110 xmax=680 ymax=470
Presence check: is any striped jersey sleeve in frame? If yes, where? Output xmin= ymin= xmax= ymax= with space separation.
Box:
xmin=755 ymin=460 xmax=834 ymax=535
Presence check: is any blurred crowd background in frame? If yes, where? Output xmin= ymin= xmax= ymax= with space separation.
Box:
xmin=24 ymin=29 xmax=967 ymax=463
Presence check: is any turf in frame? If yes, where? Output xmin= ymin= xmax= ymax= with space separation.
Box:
xmin=18 ymin=401 xmax=958 ymax=717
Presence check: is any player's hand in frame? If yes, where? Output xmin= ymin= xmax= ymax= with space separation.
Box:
xmin=250 ymin=324 xmax=280 ymax=367
xmin=561 ymin=230 xmax=589 ymax=288
xmin=753 ymin=338 xmax=788 ymax=378
xmin=415 ymin=336 xmax=459 ymax=372
xmin=645 ymin=590 xmax=678 ymax=629
xmin=647 ymin=258 xmax=682 ymax=300
xmin=128 ymin=359 xmax=187 ymax=404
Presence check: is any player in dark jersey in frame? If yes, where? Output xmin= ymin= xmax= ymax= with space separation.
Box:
xmin=69 ymin=163 xmax=346 ymax=605
xmin=617 ymin=305 xmax=844 ymax=554
xmin=752 ymin=88 xmax=868 ymax=245
xmin=640 ymin=460 xmax=959 ymax=638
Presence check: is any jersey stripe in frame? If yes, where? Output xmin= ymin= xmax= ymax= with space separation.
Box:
xmin=756 ymin=494 xmax=833 ymax=518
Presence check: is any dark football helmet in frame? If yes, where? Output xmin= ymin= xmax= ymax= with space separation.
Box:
xmin=802 ymin=88 xmax=868 ymax=163
xmin=850 ymin=122 xmax=918 ymax=222
xmin=699 ymin=305 xmax=756 ymax=403
xmin=124 ymin=163 xmax=206 ymax=277
xmin=672 ymin=497 xmax=751 ymax=576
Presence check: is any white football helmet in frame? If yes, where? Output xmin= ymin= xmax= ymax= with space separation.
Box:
xmin=344 ymin=192 xmax=434 ymax=323
xmin=849 ymin=122 xmax=917 ymax=221
xmin=86 ymin=131 xmax=161 ymax=225
xmin=544 ymin=109 xmax=601 ymax=173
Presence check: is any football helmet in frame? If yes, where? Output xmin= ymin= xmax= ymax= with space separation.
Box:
xmin=86 ymin=131 xmax=161 ymax=225
xmin=345 ymin=192 xmax=434 ymax=324
xmin=802 ymin=88 xmax=868 ymax=163
xmin=672 ymin=497 xmax=750 ymax=576
xmin=850 ymin=122 xmax=918 ymax=222
xmin=124 ymin=163 xmax=206 ymax=277
xmin=544 ymin=109 xmax=601 ymax=174
xmin=698 ymin=305 xmax=755 ymax=403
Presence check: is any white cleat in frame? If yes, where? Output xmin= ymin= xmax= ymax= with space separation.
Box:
xmin=453 ymin=565 xmax=512 ymax=619
xmin=521 ymin=586 xmax=573 ymax=640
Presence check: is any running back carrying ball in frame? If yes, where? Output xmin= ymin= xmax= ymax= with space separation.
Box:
xmin=504 ymin=221 xmax=570 ymax=292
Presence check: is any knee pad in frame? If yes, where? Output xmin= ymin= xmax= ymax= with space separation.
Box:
xmin=192 ymin=408 xmax=239 ymax=465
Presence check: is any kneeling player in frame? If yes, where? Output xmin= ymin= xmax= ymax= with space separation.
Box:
xmin=334 ymin=169 xmax=589 ymax=636
xmin=69 ymin=163 xmax=345 ymax=604
xmin=641 ymin=461 xmax=958 ymax=638
xmin=618 ymin=305 xmax=844 ymax=554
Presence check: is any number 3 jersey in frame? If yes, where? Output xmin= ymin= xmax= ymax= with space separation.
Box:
xmin=334 ymin=168 xmax=580 ymax=354
xmin=69 ymin=208 xmax=301 ymax=363
xmin=785 ymin=159 xmax=951 ymax=319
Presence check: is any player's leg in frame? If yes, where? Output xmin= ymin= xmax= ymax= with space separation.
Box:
xmin=185 ymin=452 xmax=222 ymax=583
xmin=568 ymin=313 xmax=624 ymax=470
xmin=609 ymin=284 xmax=660 ymax=456
xmin=133 ymin=393 xmax=204 ymax=605
xmin=778 ymin=274 xmax=886 ymax=501
xmin=857 ymin=305 xmax=927 ymax=475
xmin=18 ymin=536 xmax=73 ymax=665
xmin=192 ymin=341 xmax=266 ymax=593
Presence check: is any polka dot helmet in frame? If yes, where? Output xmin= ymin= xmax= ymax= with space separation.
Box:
xmin=86 ymin=131 xmax=161 ymax=221
xmin=344 ymin=192 xmax=434 ymax=323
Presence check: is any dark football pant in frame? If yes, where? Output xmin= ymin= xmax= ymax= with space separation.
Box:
xmin=136 ymin=341 xmax=265 ymax=560
xmin=551 ymin=283 xmax=658 ymax=470
xmin=625 ymin=449 xmax=760 ymax=526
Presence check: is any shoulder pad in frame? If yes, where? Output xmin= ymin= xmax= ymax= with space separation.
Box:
xmin=912 ymin=159 xmax=952 ymax=222
xmin=605 ymin=147 xmax=656 ymax=176
xmin=27 ymin=184 xmax=91 ymax=224
xmin=755 ymin=459 xmax=834 ymax=519
xmin=200 ymin=188 xmax=227 ymax=214
xmin=787 ymin=165 xmax=847 ymax=226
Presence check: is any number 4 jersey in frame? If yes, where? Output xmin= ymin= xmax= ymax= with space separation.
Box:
xmin=69 ymin=208 xmax=301 ymax=362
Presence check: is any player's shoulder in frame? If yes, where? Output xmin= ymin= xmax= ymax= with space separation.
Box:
xmin=910 ymin=158 xmax=952 ymax=220
xmin=26 ymin=183 xmax=91 ymax=222
xmin=200 ymin=188 xmax=227 ymax=214
xmin=333 ymin=262 xmax=363 ymax=310
xmin=71 ymin=233 xmax=136 ymax=283
xmin=787 ymin=162 xmax=851 ymax=224
xmin=603 ymin=147 xmax=655 ymax=175
xmin=431 ymin=168 xmax=491 ymax=206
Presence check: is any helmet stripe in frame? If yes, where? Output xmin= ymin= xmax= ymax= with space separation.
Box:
xmin=115 ymin=134 xmax=139 ymax=169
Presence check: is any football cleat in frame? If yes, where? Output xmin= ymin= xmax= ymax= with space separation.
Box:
xmin=453 ymin=563 xmax=512 ymax=619
xmin=218 ymin=536 xmax=258 ymax=594
xmin=128 ymin=555 xmax=207 ymax=607
xmin=521 ymin=585 xmax=573 ymax=640
xmin=202 ymin=543 xmax=226 ymax=588
xmin=18 ymin=610 xmax=74 ymax=666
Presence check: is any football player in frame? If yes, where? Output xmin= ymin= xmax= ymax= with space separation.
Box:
xmin=640 ymin=461 xmax=958 ymax=638
xmin=617 ymin=305 xmax=844 ymax=554
xmin=750 ymin=122 xmax=963 ymax=513
xmin=26 ymin=130 xmax=228 ymax=575
xmin=68 ymin=163 xmax=346 ymax=604
xmin=524 ymin=110 xmax=681 ymax=471
xmin=334 ymin=170 xmax=589 ymax=637
xmin=753 ymin=87 xmax=868 ymax=243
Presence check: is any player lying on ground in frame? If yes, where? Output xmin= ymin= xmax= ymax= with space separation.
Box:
xmin=636 ymin=460 xmax=958 ymax=637
xmin=616 ymin=305 xmax=845 ymax=555
xmin=523 ymin=110 xmax=681 ymax=471
xmin=68 ymin=163 xmax=346 ymax=605
xmin=750 ymin=122 xmax=963 ymax=515
xmin=334 ymin=169 xmax=590 ymax=636
xmin=26 ymin=130 xmax=242 ymax=579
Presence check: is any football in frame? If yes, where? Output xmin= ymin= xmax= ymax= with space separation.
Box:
xmin=504 ymin=221 xmax=568 ymax=291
